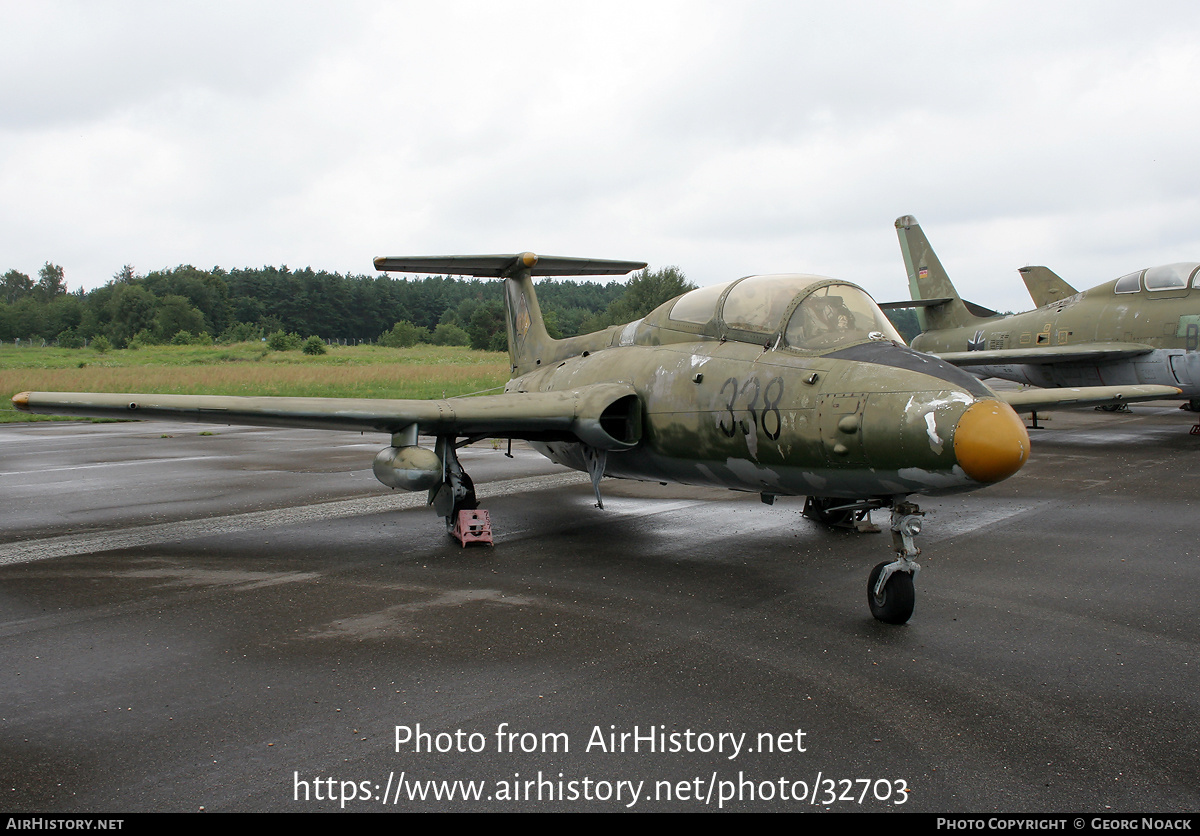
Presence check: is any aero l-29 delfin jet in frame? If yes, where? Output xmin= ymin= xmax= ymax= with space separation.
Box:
xmin=19 ymin=251 xmax=1074 ymax=624
xmin=893 ymin=215 xmax=1200 ymax=410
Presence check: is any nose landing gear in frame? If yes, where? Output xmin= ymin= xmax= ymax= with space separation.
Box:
xmin=867 ymin=501 xmax=923 ymax=624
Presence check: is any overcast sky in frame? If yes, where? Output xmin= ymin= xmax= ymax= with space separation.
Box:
xmin=3 ymin=1 xmax=1199 ymax=312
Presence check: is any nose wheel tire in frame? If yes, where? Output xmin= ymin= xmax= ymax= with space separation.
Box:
xmin=868 ymin=561 xmax=915 ymax=624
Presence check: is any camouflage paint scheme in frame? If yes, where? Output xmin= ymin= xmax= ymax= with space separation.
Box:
xmin=896 ymin=215 xmax=1200 ymax=404
xmin=16 ymin=252 xmax=1042 ymax=623
xmin=497 ymin=271 xmax=1025 ymax=501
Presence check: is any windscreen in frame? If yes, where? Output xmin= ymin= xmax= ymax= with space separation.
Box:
xmin=784 ymin=284 xmax=903 ymax=350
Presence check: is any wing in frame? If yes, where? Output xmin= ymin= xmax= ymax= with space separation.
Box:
xmin=996 ymin=384 xmax=1181 ymax=413
xmin=12 ymin=384 xmax=642 ymax=451
xmin=931 ymin=343 xmax=1155 ymax=366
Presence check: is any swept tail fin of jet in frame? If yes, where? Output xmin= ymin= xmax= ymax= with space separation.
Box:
xmin=1019 ymin=266 xmax=1078 ymax=308
xmin=373 ymin=253 xmax=646 ymax=376
xmin=894 ymin=215 xmax=983 ymax=332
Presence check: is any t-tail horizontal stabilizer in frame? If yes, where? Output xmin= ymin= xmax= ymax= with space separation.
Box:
xmin=373 ymin=253 xmax=647 ymax=278
xmin=373 ymin=251 xmax=646 ymax=377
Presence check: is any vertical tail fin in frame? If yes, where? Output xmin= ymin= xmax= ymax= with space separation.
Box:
xmin=499 ymin=254 xmax=557 ymax=376
xmin=894 ymin=215 xmax=979 ymax=332
xmin=1018 ymin=266 xmax=1078 ymax=308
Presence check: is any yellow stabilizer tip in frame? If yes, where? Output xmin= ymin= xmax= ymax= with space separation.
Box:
xmin=12 ymin=391 xmax=31 ymax=411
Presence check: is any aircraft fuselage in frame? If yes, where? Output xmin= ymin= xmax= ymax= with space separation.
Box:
xmin=911 ymin=272 xmax=1200 ymax=397
xmin=514 ymin=292 xmax=1027 ymax=500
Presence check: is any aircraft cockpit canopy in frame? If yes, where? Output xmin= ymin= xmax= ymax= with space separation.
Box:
xmin=783 ymin=283 xmax=904 ymax=350
xmin=668 ymin=274 xmax=902 ymax=350
xmin=1149 ymin=262 xmax=1200 ymax=290
xmin=1115 ymin=262 xmax=1200 ymax=293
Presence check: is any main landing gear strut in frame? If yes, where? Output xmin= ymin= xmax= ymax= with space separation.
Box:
xmin=430 ymin=437 xmax=478 ymax=534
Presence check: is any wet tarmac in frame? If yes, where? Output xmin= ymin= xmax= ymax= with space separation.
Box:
xmin=1 ymin=404 xmax=1198 ymax=812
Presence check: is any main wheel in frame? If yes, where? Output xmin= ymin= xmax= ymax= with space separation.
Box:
xmin=867 ymin=561 xmax=915 ymax=624
xmin=435 ymin=475 xmax=478 ymax=534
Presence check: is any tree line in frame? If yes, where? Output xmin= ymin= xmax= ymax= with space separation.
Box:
xmin=0 ymin=263 xmax=694 ymax=351
xmin=0 ymin=260 xmax=921 ymax=349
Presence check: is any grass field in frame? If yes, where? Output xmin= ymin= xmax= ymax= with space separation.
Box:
xmin=0 ymin=343 xmax=511 ymax=423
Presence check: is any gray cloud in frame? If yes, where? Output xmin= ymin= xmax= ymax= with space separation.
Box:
xmin=2 ymin=0 xmax=1199 ymax=316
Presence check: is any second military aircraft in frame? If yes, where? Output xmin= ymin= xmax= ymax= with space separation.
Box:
xmin=893 ymin=214 xmax=1200 ymax=410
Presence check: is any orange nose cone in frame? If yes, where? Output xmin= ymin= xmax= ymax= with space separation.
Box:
xmin=953 ymin=399 xmax=1030 ymax=483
